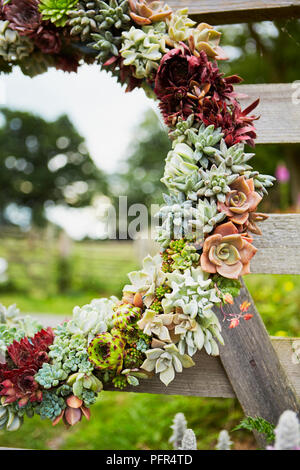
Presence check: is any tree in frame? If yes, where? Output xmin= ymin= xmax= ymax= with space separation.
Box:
xmin=0 ymin=108 xmax=107 ymax=227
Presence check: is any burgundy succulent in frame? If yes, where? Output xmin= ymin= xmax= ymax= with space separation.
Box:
xmin=55 ymin=53 xmax=80 ymax=73
xmin=52 ymin=395 xmax=91 ymax=427
xmin=0 ymin=367 xmax=43 ymax=406
xmin=34 ymin=26 xmax=61 ymax=54
xmin=0 ymin=328 xmax=54 ymax=407
xmin=197 ymin=96 xmax=259 ymax=147
xmin=7 ymin=328 xmax=54 ymax=368
xmin=154 ymin=43 xmax=242 ymax=127
xmin=2 ymin=0 xmax=42 ymax=36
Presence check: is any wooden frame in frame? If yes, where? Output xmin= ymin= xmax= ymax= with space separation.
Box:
xmin=108 ymin=1 xmax=300 ymax=446
xmin=168 ymin=1 xmax=300 ymax=25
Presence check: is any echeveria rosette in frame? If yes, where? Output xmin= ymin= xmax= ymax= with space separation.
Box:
xmin=120 ymin=21 xmax=168 ymax=79
xmin=200 ymin=221 xmax=257 ymax=279
xmin=159 ymin=267 xmax=223 ymax=356
xmin=2 ymin=0 xmax=41 ymax=36
xmin=141 ymin=343 xmax=194 ymax=386
xmin=137 ymin=309 xmax=174 ymax=343
xmin=217 ymin=175 xmax=264 ymax=232
xmin=123 ymin=254 xmax=166 ymax=308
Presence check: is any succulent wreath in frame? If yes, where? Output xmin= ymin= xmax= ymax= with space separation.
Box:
xmin=0 ymin=1 xmax=276 ymax=431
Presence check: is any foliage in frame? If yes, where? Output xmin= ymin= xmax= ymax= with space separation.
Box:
xmin=232 ymin=416 xmax=275 ymax=444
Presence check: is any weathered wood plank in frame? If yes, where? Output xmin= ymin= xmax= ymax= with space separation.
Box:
xmin=136 ymin=214 xmax=300 ymax=275
xmin=252 ymin=214 xmax=300 ymax=274
xmin=213 ymin=282 xmax=299 ymax=446
xmin=104 ymin=336 xmax=300 ymax=400
xmin=168 ymin=1 xmax=300 ymax=24
xmin=238 ymin=84 xmax=300 ymax=144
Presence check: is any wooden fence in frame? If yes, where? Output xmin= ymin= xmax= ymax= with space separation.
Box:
xmin=108 ymin=1 xmax=300 ymax=447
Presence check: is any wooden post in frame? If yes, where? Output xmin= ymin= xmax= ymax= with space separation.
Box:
xmin=213 ymin=281 xmax=300 ymax=446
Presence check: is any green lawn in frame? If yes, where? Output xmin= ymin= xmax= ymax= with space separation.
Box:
xmin=0 ymin=239 xmax=299 ymax=450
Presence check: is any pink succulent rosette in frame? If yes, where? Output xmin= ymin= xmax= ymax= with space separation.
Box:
xmin=200 ymin=221 xmax=257 ymax=279
xmin=217 ymin=176 xmax=262 ymax=228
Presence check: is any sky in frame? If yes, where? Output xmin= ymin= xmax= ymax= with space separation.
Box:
xmin=0 ymin=64 xmax=162 ymax=239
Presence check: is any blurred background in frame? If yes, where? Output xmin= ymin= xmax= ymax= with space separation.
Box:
xmin=0 ymin=19 xmax=300 ymax=450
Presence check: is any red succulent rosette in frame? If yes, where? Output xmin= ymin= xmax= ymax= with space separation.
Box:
xmin=0 ymin=328 xmax=54 ymax=407
xmin=2 ymin=0 xmax=41 ymax=36
xmin=197 ymin=96 xmax=259 ymax=147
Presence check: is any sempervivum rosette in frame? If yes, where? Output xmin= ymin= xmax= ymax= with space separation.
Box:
xmin=0 ymin=2 xmax=276 ymax=431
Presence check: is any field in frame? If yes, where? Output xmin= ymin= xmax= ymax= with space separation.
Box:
xmin=0 ymin=236 xmax=299 ymax=450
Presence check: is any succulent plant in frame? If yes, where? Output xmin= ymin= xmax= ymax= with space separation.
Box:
xmin=155 ymin=199 xmax=201 ymax=249
xmin=36 ymin=390 xmax=66 ymax=422
xmin=111 ymin=303 xmax=142 ymax=331
xmin=178 ymin=315 xmax=222 ymax=357
xmin=217 ymin=176 xmax=262 ymax=229
xmin=166 ymin=8 xmax=195 ymax=43
xmin=161 ymin=142 xmax=199 ymax=197
xmin=198 ymin=97 xmax=259 ymax=148
xmin=52 ymin=394 xmax=91 ymax=426
xmin=123 ymin=254 xmax=166 ymax=308
xmin=35 ymin=361 xmax=68 ymax=388
xmin=87 ymin=329 xmax=126 ymax=373
xmin=39 ymin=0 xmax=78 ymax=26
xmin=244 ymin=170 xmax=276 ymax=196
xmin=68 ymin=0 xmax=101 ymax=41
xmin=141 ymin=343 xmax=195 ymax=386
xmin=66 ymin=371 xmax=103 ymax=400
xmin=155 ymin=44 xmax=242 ymax=127
xmin=120 ymin=21 xmax=168 ymax=79
xmin=190 ymin=22 xmax=224 ymax=59
xmin=67 ymin=296 xmax=118 ymax=343
xmin=162 ymin=267 xmax=220 ymax=318
xmin=184 ymin=124 xmax=224 ymax=169
xmin=0 ymin=303 xmax=43 ymax=358
xmin=169 ymin=114 xmax=199 ymax=145
xmin=191 ymin=198 xmax=227 ymax=235
xmin=137 ymin=309 xmax=174 ymax=342
xmin=128 ymin=0 xmax=172 ymax=26
xmin=201 ymin=221 xmax=257 ymax=279
xmin=0 ymin=20 xmax=33 ymax=61
xmin=0 ymin=402 xmax=23 ymax=431
xmin=162 ymin=239 xmax=200 ymax=272
xmin=212 ymin=139 xmax=254 ymax=174
xmin=197 ymin=162 xmax=239 ymax=203
xmin=90 ymin=29 xmax=122 ymax=61
xmin=2 ymin=0 xmax=41 ymax=36
xmin=96 ymin=0 xmax=131 ymax=30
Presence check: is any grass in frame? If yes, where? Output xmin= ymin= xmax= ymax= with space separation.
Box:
xmin=0 ymin=239 xmax=299 ymax=450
